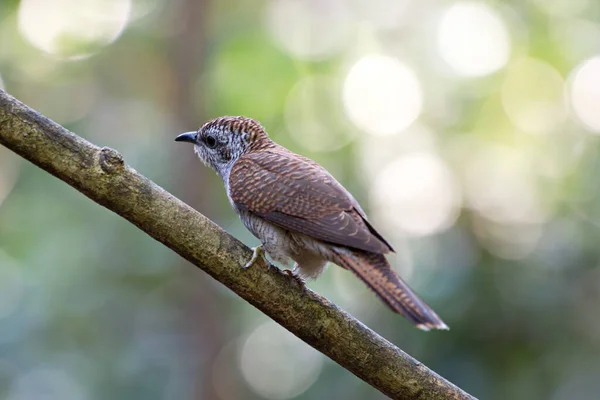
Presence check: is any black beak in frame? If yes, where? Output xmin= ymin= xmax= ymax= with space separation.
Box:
xmin=175 ymin=131 xmax=197 ymax=144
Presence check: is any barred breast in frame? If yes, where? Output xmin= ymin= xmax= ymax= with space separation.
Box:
xmin=237 ymin=209 xmax=294 ymax=267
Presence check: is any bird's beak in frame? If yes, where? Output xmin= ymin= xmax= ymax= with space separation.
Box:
xmin=175 ymin=131 xmax=197 ymax=144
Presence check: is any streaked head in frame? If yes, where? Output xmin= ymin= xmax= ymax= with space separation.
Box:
xmin=175 ymin=116 xmax=270 ymax=177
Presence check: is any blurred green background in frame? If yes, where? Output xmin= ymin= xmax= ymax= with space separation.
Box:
xmin=1 ymin=0 xmax=600 ymax=399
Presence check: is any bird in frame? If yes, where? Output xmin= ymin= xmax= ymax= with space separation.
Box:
xmin=175 ymin=116 xmax=448 ymax=331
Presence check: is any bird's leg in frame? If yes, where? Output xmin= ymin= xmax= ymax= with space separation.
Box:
xmin=284 ymin=264 xmax=306 ymax=289
xmin=243 ymin=245 xmax=265 ymax=269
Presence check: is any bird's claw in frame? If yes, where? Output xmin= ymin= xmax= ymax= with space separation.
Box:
xmin=243 ymin=245 xmax=265 ymax=269
xmin=284 ymin=269 xmax=306 ymax=289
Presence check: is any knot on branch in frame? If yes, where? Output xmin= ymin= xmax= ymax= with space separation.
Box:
xmin=99 ymin=147 xmax=124 ymax=173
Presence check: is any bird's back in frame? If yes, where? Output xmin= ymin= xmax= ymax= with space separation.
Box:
xmin=229 ymin=145 xmax=394 ymax=254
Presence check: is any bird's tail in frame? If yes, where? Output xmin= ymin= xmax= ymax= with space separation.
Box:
xmin=331 ymin=248 xmax=448 ymax=331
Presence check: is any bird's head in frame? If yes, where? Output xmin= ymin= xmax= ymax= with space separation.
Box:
xmin=175 ymin=116 xmax=270 ymax=178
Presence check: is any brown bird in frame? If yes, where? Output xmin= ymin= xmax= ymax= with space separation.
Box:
xmin=175 ymin=116 xmax=448 ymax=331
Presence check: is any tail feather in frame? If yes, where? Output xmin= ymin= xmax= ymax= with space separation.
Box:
xmin=332 ymin=248 xmax=448 ymax=331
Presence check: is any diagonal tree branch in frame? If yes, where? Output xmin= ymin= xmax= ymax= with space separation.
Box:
xmin=0 ymin=89 xmax=475 ymax=400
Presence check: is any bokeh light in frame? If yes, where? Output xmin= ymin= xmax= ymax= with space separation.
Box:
xmin=463 ymin=143 xmax=549 ymax=225
xmin=358 ymin=123 xmax=437 ymax=181
xmin=471 ymin=216 xmax=543 ymax=260
xmin=239 ymin=321 xmax=323 ymax=400
xmin=17 ymin=0 xmax=132 ymax=60
xmin=462 ymin=143 xmax=550 ymax=259
xmin=348 ymin=0 xmax=413 ymax=30
xmin=501 ymin=57 xmax=567 ymax=134
xmin=371 ymin=152 xmax=460 ymax=237
xmin=265 ymin=0 xmax=351 ymax=61
xmin=569 ymin=55 xmax=600 ymax=132
xmin=284 ymin=75 xmax=356 ymax=152
xmin=343 ymin=54 xmax=422 ymax=136
xmin=438 ymin=2 xmax=511 ymax=77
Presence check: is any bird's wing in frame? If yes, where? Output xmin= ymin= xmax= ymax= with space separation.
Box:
xmin=229 ymin=149 xmax=393 ymax=254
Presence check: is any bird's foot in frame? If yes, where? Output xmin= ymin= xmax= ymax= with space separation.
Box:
xmin=284 ymin=269 xmax=306 ymax=289
xmin=243 ymin=245 xmax=265 ymax=269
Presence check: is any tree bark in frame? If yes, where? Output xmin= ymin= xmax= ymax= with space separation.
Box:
xmin=0 ymin=89 xmax=476 ymax=400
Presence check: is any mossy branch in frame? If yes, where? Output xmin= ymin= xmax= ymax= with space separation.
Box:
xmin=0 ymin=89 xmax=475 ymax=400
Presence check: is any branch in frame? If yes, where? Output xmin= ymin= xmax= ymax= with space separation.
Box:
xmin=0 ymin=89 xmax=475 ymax=400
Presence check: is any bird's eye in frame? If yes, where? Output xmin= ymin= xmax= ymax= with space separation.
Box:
xmin=205 ymin=135 xmax=217 ymax=149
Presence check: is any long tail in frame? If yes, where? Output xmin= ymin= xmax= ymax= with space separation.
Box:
xmin=331 ymin=248 xmax=448 ymax=331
